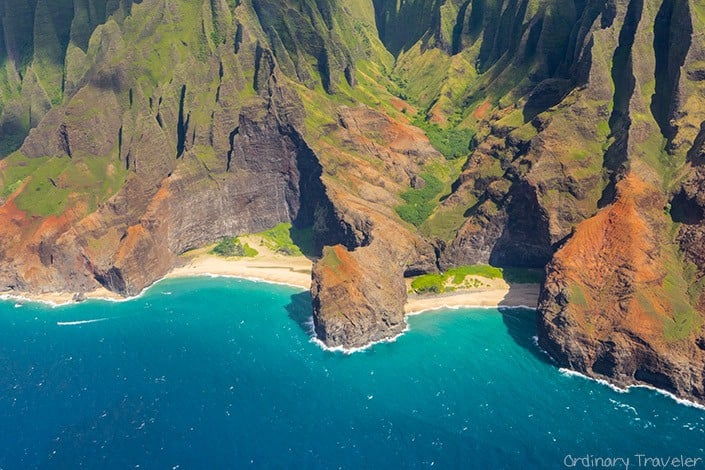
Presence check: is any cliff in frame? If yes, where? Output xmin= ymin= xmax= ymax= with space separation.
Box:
xmin=1 ymin=0 xmax=705 ymax=404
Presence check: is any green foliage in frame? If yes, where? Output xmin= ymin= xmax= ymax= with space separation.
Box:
xmin=211 ymin=237 xmax=258 ymax=258
xmin=12 ymin=157 xmax=71 ymax=216
xmin=395 ymin=173 xmax=444 ymax=226
xmin=410 ymin=265 xmax=543 ymax=294
xmin=2 ymin=148 xmax=127 ymax=217
xmin=257 ymin=223 xmax=313 ymax=257
xmin=0 ymin=153 xmax=47 ymax=198
xmin=420 ymin=201 xmax=474 ymax=241
xmin=210 ymin=31 xmax=223 ymax=46
xmin=412 ymin=115 xmax=474 ymax=159
xmin=0 ymin=127 xmax=30 ymax=157
xmin=662 ymin=266 xmax=703 ymax=342
xmin=410 ymin=273 xmax=445 ymax=294
xmin=446 ymin=265 xmax=504 ymax=283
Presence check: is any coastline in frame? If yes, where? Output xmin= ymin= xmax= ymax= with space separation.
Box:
xmin=164 ymin=254 xmax=312 ymax=291
xmin=405 ymin=281 xmax=540 ymax=314
xmin=1 ymin=236 xmax=313 ymax=307
xmin=6 ymin=249 xmax=704 ymax=410
xmin=1 ymin=236 xmax=539 ymax=312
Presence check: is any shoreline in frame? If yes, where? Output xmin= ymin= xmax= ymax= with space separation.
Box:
xmin=2 ymin=267 xmax=540 ymax=313
xmin=405 ymin=282 xmax=540 ymax=314
xmin=1 ymin=236 xmax=541 ymax=312
xmin=5 ymin=249 xmax=704 ymax=411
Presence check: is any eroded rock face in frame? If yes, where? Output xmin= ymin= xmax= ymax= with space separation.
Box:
xmin=308 ymin=105 xmax=440 ymax=349
xmin=534 ymin=0 xmax=705 ymax=405
xmin=312 ymin=244 xmax=407 ymax=348
xmin=538 ymin=175 xmax=705 ymax=403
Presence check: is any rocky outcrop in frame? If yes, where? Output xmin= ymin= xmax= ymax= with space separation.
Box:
xmin=312 ymin=243 xmax=407 ymax=348
xmin=536 ymin=0 xmax=705 ymax=405
xmin=538 ymin=175 xmax=705 ymax=403
xmin=309 ymin=105 xmax=440 ymax=348
xmin=0 ymin=0 xmax=362 ymax=297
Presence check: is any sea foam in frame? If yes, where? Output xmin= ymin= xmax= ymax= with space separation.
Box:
xmin=57 ymin=318 xmax=110 ymax=326
xmin=559 ymin=368 xmax=705 ymax=411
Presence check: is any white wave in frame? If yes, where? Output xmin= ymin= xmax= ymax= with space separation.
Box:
xmin=1 ymin=291 xmax=143 ymax=308
xmin=529 ymin=336 xmax=557 ymax=363
xmin=406 ymin=303 xmax=537 ymax=316
xmin=57 ymin=318 xmax=110 ymax=326
xmin=194 ymin=273 xmax=308 ymax=291
xmin=313 ymin=303 xmax=537 ymax=354
xmin=406 ymin=304 xmax=498 ymax=316
xmin=559 ymin=368 xmax=705 ymax=410
xmin=630 ymin=384 xmax=705 ymax=411
xmin=0 ymin=293 xmax=64 ymax=308
xmin=0 ymin=273 xmax=307 ymax=309
xmin=559 ymin=368 xmax=629 ymax=394
xmin=310 ymin=321 xmax=411 ymax=355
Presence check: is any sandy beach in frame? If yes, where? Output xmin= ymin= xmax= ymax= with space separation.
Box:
xmin=405 ymin=282 xmax=540 ymax=314
xmin=3 ymin=235 xmax=540 ymax=311
xmin=165 ymin=236 xmax=313 ymax=289
xmin=0 ymin=235 xmax=313 ymax=307
xmin=171 ymin=249 xmax=541 ymax=312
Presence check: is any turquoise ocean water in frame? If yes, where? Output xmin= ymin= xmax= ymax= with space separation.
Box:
xmin=0 ymin=277 xmax=703 ymax=469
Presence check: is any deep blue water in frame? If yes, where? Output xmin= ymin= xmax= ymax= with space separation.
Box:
xmin=0 ymin=277 xmax=703 ymax=469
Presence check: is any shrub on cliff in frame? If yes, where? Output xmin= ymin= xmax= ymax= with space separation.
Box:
xmin=211 ymin=238 xmax=258 ymax=258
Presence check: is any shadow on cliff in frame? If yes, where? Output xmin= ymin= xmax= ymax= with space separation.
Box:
xmin=498 ymin=284 xmax=552 ymax=366
xmin=285 ymin=291 xmax=315 ymax=336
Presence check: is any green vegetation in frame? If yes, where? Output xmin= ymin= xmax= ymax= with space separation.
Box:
xmin=412 ymin=115 xmax=474 ymax=160
xmin=0 ymin=149 xmax=128 ymax=217
xmin=0 ymin=153 xmax=48 ymax=199
xmin=420 ymin=200 xmax=475 ymax=241
xmin=320 ymin=245 xmax=343 ymax=271
xmin=661 ymin=256 xmax=704 ymax=342
xmin=409 ymin=265 xmax=543 ymax=294
xmin=569 ymin=285 xmax=588 ymax=308
xmin=395 ymin=173 xmax=444 ymax=226
xmin=409 ymin=273 xmax=446 ymax=294
xmin=14 ymin=158 xmax=71 ymax=216
xmin=256 ymin=223 xmax=314 ymax=257
xmin=211 ymin=237 xmax=258 ymax=258
xmin=396 ymin=157 xmax=467 ymax=228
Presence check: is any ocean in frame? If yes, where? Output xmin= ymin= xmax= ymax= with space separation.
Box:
xmin=0 ymin=277 xmax=703 ymax=469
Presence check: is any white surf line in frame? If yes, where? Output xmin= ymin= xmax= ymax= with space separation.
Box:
xmin=559 ymin=368 xmax=705 ymax=411
xmin=56 ymin=318 xmax=110 ymax=326
xmin=0 ymin=272 xmax=307 ymax=309
xmin=313 ymin=304 xmax=537 ymax=354
xmin=195 ymin=273 xmax=308 ymax=291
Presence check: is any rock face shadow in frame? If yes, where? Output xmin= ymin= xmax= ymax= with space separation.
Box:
xmin=285 ymin=291 xmax=314 ymax=336
xmin=498 ymin=283 xmax=553 ymax=366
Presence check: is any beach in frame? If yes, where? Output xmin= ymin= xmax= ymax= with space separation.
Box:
xmin=165 ymin=235 xmax=313 ymax=290
xmin=405 ymin=281 xmax=540 ymax=314
xmin=2 ymin=235 xmax=540 ymax=311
